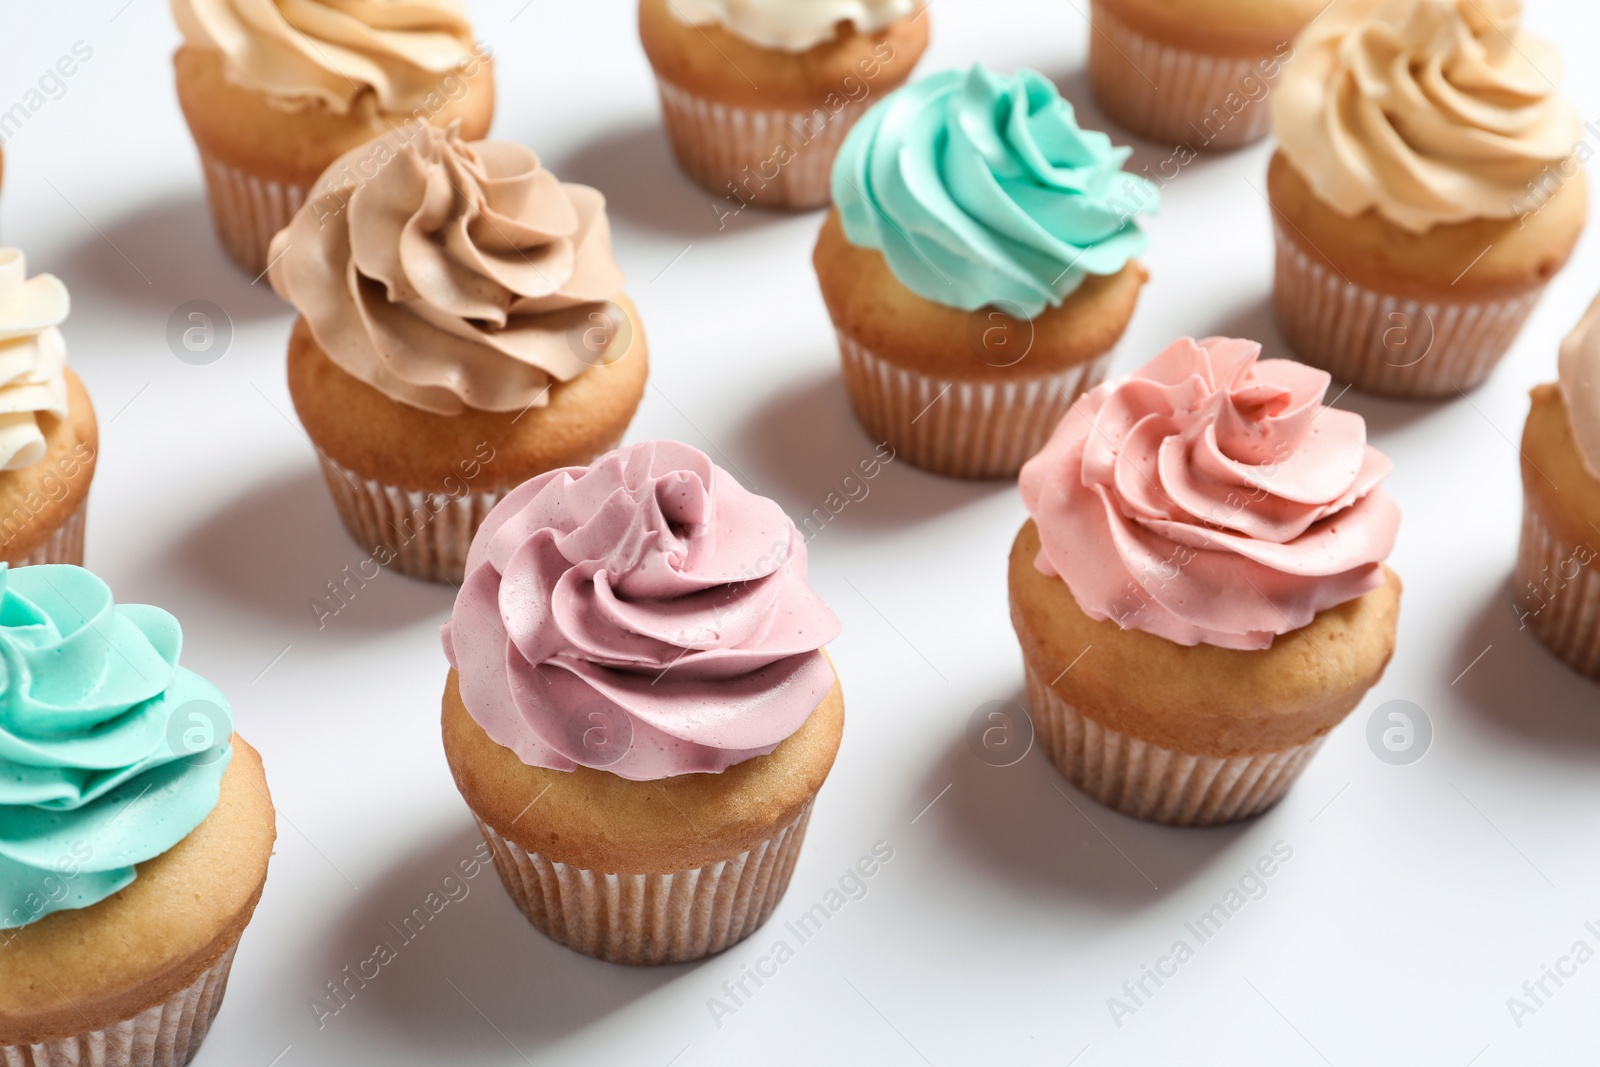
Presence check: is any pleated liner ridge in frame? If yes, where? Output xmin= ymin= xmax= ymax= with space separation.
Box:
xmin=1023 ymin=663 xmax=1326 ymax=827
xmin=1516 ymin=490 xmax=1600 ymax=680
xmin=7 ymin=498 xmax=87 ymax=568
xmin=476 ymin=801 xmax=814 ymax=965
xmin=195 ymin=150 xmax=307 ymax=277
xmin=1 ymin=944 xmax=238 ymax=1067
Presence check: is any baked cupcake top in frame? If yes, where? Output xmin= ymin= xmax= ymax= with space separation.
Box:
xmin=667 ymin=0 xmax=915 ymax=51
xmin=1558 ymin=293 xmax=1600 ymax=482
xmin=269 ymin=122 xmax=628 ymax=416
xmin=1273 ymin=0 xmax=1580 ymax=232
xmin=0 ymin=566 xmax=233 ymax=930
xmin=833 ymin=64 xmax=1157 ymax=318
xmin=171 ymin=0 xmax=479 ymax=115
xmin=442 ymin=441 xmax=841 ymax=781
xmin=1019 ymin=337 xmax=1400 ymax=650
xmin=0 ymin=251 xmax=70 ymax=473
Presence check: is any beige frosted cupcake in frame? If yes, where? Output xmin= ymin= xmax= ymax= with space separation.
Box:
xmin=638 ymin=0 xmax=928 ymax=211
xmin=270 ymin=124 xmax=648 ymax=586
xmin=0 ymin=249 xmax=97 ymax=567
xmin=1516 ymin=295 xmax=1600 ymax=680
xmin=1268 ymin=0 xmax=1587 ymax=398
xmin=1014 ymin=337 xmax=1401 ymax=826
xmin=171 ymin=0 xmax=493 ymax=274
xmin=442 ymin=441 xmax=843 ymax=964
xmin=1088 ymin=0 xmax=1320 ymax=150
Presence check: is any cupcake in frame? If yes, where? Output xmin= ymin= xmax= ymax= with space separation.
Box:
xmin=1516 ymin=294 xmax=1600 ymax=680
xmin=638 ymin=0 xmax=928 ymax=211
xmin=1268 ymin=0 xmax=1586 ymax=398
xmin=1014 ymin=337 xmax=1402 ymax=826
xmin=441 ymin=441 xmax=843 ymax=965
xmin=1088 ymin=0 xmax=1319 ymax=150
xmin=0 ymin=565 xmax=275 ymax=1065
xmin=0 ymin=249 xmax=97 ymax=567
xmin=170 ymin=0 xmax=494 ymax=274
xmin=816 ymin=65 xmax=1157 ymax=479
xmin=269 ymin=123 xmax=649 ymax=585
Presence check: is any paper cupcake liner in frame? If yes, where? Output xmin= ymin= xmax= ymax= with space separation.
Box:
xmin=474 ymin=801 xmax=813 ymax=965
xmin=1024 ymin=662 xmax=1325 ymax=826
xmin=655 ymin=79 xmax=870 ymax=210
xmin=836 ymin=330 xmax=1112 ymax=479
xmin=195 ymin=149 xmax=307 ymax=276
xmin=1 ymin=944 xmax=237 ymax=1067
xmin=1272 ymin=222 xmax=1544 ymax=399
xmin=7 ymin=497 xmax=87 ymax=568
xmin=1515 ymin=491 xmax=1600 ymax=680
xmin=1088 ymin=0 xmax=1276 ymax=150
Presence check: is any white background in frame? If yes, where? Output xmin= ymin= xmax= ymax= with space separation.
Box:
xmin=3 ymin=1 xmax=1599 ymax=1064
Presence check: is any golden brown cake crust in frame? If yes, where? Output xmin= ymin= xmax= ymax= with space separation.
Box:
xmin=0 ymin=368 xmax=97 ymax=563
xmin=1522 ymin=382 xmax=1600 ymax=547
xmin=638 ymin=0 xmax=928 ymax=109
xmin=286 ymin=308 xmax=649 ymax=492
xmin=0 ymin=735 xmax=276 ymax=1046
xmin=813 ymin=210 xmax=1147 ymax=382
xmin=1267 ymin=150 xmax=1588 ymax=302
xmin=1009 ymin=521 xmax=1401 ymax=757
xmin=1095 ymin=0 xmax=1322 ymax=54
xmin=173 ymin=44 xmax=495 ymax=190
xmin=442 ymin=666 xmax=844 ymax=874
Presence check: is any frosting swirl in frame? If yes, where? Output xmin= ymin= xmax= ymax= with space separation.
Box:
xmin=833 ymin=65 xmax=1157 ymax=318
xmin=171 ymin=0 xmax=479 ymax=114
xmin=269 ymin=123 xmax=628 ymax=416
xmin=1019 ymin=337 xmax=1401 ymax=650
xmin=668 ymin=0 xmax=914 ymax=51
xmin=0 ymin=250 xmax=70 ymax=473
xmin=1273 ymin=0 xmax=1581 ymax=232
xmin=0 ymin=566 xmax=233 ymax=930
xmin=1558 ymin=291 xmax=1600 ymax=482
xmin=442 ymin=441 xmax=841 ymax=781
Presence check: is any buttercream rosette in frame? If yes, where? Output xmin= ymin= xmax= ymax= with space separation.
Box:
xmin=667 ymin=0 xmax=914 ymax=51
xmin=0 ymin=249 xmax=71 ymax=473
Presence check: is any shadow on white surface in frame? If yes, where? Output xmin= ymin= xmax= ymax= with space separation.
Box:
xmin=52 ymin=191 xmax=285 ymax=322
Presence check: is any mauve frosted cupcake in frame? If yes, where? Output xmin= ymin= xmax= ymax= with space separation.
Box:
xmin=441 ymin=441 xmax=843 ymax=965
xmin=270 ymin=123 xmax=648 ymax=585
xmin=1013 ymin=337 xmax=1402 ymax=825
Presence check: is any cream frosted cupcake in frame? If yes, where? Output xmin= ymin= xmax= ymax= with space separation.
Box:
xmin=639 ymin=0 xmax=928 ymax=210
xmin=1014 ymin=337 xmax=1401 ymax=826
xmin=1517 ymin=295 xmax=1600 ymax=680
xmin=1088 ymin=0 xmax=1320 ymax=150
xmin=269 ymin=123 xmax=648 ymax=585
xmin=0 ymin=249 xmax=97 ymax=567
xmin=0 ymin=565 xmax=275 ymax=1066
xmin=171 ymin=0 xmax=493 ymax=274
xmin=816 ymin=65 xmax=1156 ymax=479
xmin=442 ymin=441 xmax=843 ymax=965
xmin=1269 ymin=0 xmax=1586 ymax=398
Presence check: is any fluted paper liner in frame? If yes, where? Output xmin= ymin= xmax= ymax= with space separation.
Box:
xmin=1 ymin=944 xmax=237 ymax=1067
xmin=1273 ymin=222 xmax=1544 ymax=398
xmin=8 ymin=497 xmax=87 ymax=568
xmin=1088 ymin=0 xmax=1277 ymax=150
xmin=1024 ymin=662 xmax=1325 ymax=827
xmin=475 ymin=802 xmax=813 ymax=965
xmin=655 ymin=79 xmax=869 ymax=210
xmin=195 ymin=149 xmax=307 ymax=275
xmin=836 ymin=330 xmax=1112 ymax=479
xmin=1516 ymin=491 xmax=1600 ymax=680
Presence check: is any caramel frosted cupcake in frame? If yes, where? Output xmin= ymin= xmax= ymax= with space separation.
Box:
xmin=1517 ymin=295 xmax=1600 ymax=681
xmin=1089 ymin=0 xmax=1319 ymax=150
xmin=270 ymin=123 xmax=648 ymax=585
xmin=171 ymin=0 xmax=493 ymax=274
xmin=442 ymin=441 xmax=843 ymax=965
xmin=816 ymin=65 xmax=1156 ymax=479
xmin=1269 ymin=0 xmax=1586 ymax=398
xmin=1014 ymin=337 xmax=1402 ymax=826
xmin=0 ymin=565 xmax=275 ymax=1066
xmin=638 ymin=0 xmax=928 ymax=210
xmin=0 ymin=249 xmax=97 ymax=567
